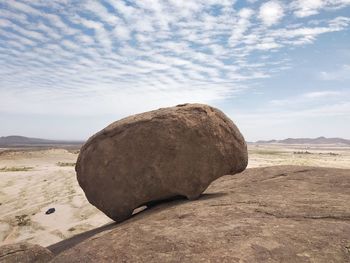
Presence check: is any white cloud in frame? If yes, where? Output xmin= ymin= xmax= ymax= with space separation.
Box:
xmin=228 ymin=8 xmax=254 ymax=46
xmin=107 ymin=0 xmax=137 ymax=18
xmin=320 ymin=64 xmax=350 ymax=80
xmin=292 ymin=0 xmax=324 ymax=17
xmin=0 ymin=0 xmax=349 ymax=121
xmin=270 ymin=90 xmax=343 ymax=106
xmin=258 ymin=1 xmax=284 ymax=26
xmin=268 ymin=16 xmax=350 ymax=46
xmin=4 ymin=1 xmax=42 ymax=16
xmin=303 ymin=91 xmax=341 ymax=98
xmin=113 ymin=26 xmax=131 ymax=41
xmin=84 ymin=0 xmax=120 ymax=26
xmin=0 ymin=18 xmax=47 ymax=42
xmin=71 ymin=16 xmax=112 ymax=50
xmin=237 ymin=89 xmax=350 ymax=140
xmin=292 ymin=0 xmax=350 ymax=17
xmin=61 ymin=39 xmax=80 ymax=50
xmin=44 ymin=13 xmax=79 ymax=36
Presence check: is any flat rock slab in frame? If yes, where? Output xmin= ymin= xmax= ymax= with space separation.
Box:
xmin=51 ymin=166 xmax=350 ymax=263
xmin=0 ymin=242 xmax=54 ymax=263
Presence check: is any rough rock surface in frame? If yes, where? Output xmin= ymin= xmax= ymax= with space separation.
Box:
xmin=0 ymin=242 xmax=53 ymax=263
xmin=52 ymin=166 xmax=350 ymax=263
xmin=76 ymin=103 xmax=248 ymax=221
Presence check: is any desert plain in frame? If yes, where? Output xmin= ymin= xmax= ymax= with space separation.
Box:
xmin=1 ymin=143 xmax=350 ymax=248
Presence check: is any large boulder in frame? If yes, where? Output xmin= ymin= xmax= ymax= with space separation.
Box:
xmin=0 ymin=242 xmax=54 ymax=263
xmin=76 ymin=103 xmax=248 ymax=221
xmin=51 ymin=166 xmax=350 ymax=262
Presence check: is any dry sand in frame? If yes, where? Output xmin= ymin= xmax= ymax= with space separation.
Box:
xmin=0 ymin=149 xmax=111 ymax=247
xmin=248 ymin=143 xmax=350 ymax=169
xmin=1 ymin=144 xmax=350 ymax=247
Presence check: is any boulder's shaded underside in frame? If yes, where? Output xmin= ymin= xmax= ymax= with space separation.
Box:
xmin=51 ymin=165 xmax=350 ymax=262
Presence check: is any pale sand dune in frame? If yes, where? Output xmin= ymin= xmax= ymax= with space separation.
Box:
xmin=1 ymin=145 xmax=350 ymax=247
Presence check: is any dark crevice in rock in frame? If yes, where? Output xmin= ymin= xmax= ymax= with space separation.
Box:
xmin=345 ymin=246 xmax=350 ymax=253
xmin=176 ymin=103 xmax=189 ymax=107
xmin=293 ymin=169 xmax=312 ymax=174
xmin=260 ymin=169 xmax=314 ymax=182
xmin=255 ymin=210 xmax=350 ymax=221
xmin=0 ymin=249 xmax=26 ymax=258
xmin=261 ymin=173 xmax=288 ymax=181
xmin=209 ymin=203 xmax=232 ymax=207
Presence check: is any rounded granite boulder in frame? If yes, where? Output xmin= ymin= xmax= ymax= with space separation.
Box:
xmin=76 ymin=103 xmax=248 ymax=221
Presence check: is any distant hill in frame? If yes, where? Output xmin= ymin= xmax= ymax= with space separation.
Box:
xmin=255 ymin=137 xmax=350 ymax=145
xmin=0 ymin=135 xmax=84 ymax=147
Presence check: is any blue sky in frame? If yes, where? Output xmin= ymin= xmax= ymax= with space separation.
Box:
xmin=0 ymin=0 xmax=349 ymax=141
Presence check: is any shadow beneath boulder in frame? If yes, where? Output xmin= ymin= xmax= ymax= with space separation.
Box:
xmin=143 ymin=195 xmax=187 ymax=208
xmin=47 ymin=192 xmax=226 ymax=255
xmin=47 ymin=222 xmax=117 ymax=255
xmin=198 ymin=192 xmax=227 ymax=200
xmin=144 ymin=192 xmax=227 ymax=207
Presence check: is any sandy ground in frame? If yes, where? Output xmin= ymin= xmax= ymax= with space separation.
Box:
xmin=248 ymin=143 xmax=350 ymax=169
xmin=0 ymin=149 xmax=111 ymax=247
xmin=1 ymin=144 xmax=350 ymax=247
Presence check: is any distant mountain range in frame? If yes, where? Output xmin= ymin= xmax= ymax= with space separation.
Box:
xmin=0 ymin=136 xmax=84 ymax=147
xmin=2 ymin=135 xmax=349 ymax=147
xmin=255 ymin=137 xmax=350 ymax=145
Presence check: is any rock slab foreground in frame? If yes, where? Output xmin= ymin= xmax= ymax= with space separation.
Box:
xmin=76 ymin=103 xmax=248 ymax=221
xmin=52 ymin=165 xmax=350 ymax=263
xmin=0 ymin=242 xmax=53 ymax=263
